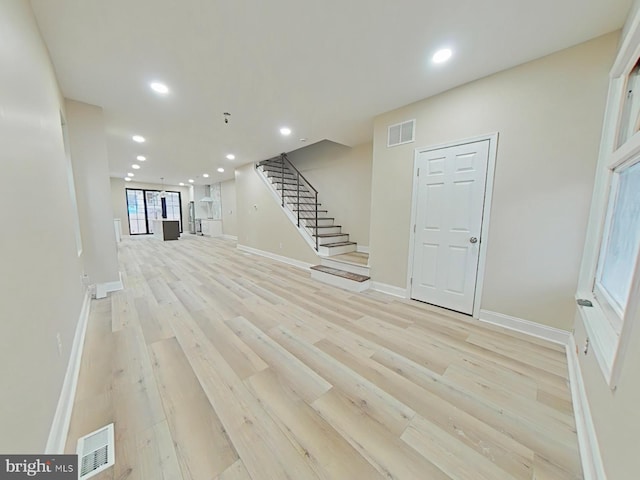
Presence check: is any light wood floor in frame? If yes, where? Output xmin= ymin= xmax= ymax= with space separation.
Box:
xmin=65 ymin=235 xmax=582 ymax=480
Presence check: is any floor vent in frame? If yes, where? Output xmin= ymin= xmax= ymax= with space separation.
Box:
xmin=77 ymin=423 xmax=115 ymax=479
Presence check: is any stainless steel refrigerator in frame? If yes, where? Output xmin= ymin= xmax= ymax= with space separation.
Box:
xmin=188 ymin=201 xmax=196 ymax=234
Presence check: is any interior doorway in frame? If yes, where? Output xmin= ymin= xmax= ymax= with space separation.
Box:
xmin=408 ymin=134 xmax=497 ymax=316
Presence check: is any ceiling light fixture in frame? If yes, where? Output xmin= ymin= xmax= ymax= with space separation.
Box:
xmin=136 ymin=155 xmax=146 ymax=161
xmin=179 ymin=182 xmax=185 ymax=186
xmin=150 ymin=82 xmax=169 ymax=94
xmin=124 ymin=177 xmax=131 ymax=182
xmin=432 ymin=48 xmax=453 ymax=64
xmin=280 ymin=127 xmax=292 ymax=136
xmin=188 ymin=179 xmax=194 ymax=183
xmin=203 ymin=173 xmax=210 ymax=178
xmin=226 ymin=154 xmax=235 ymax=160
xmin=217 ymin=167 xmax=225 ymax=173
xmin=132 ymin=135 xmax=145 ymax=143
xmin=131 ymin=164 xmax=140 ymax=169
xmin=127 ymin=172 xmax=134 ymax=177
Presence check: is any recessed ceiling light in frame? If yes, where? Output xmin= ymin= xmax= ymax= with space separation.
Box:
xmin=280 ymin=127 xmax=291 ymax=136
xmin=188 ymin=179 xmax=194 ymax=183
xmin=203 ymin=173 xmax=210 ymax=178
xmin=124 ymin=177 xmax=131 ymax=182
xmin=432 ymin=48 xmax=453 ymax=64
xmin=131 ymin=164 xmax=140 ymax=169
xmin=179 ymin=182 xmax=185 ymax=186
xmin=217 ymin=167 xmax=225 ymax=173
xmin=226 ymin=153 xmax=235 ymax=160
xmin=300 ymin=138 xmax=308 ymax=142
xmin=150 ymin=82 xmax=169 ymax=94
xmin=132 ymin=135 xmax=145 ymax=143
xmin=136 ymin=155 xmax=146 ymax=161
xmin=127 ymin=172 xmax=134 ymax=177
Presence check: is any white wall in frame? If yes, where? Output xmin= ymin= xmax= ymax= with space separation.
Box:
xmin=66 ymin=99 xmax=119 ymax=285
xmin=369 ymin=32 xmax=618 ymax=330
xmin=236 ymin=163 xmax=318 ymax=264
xmin=221 ymin=179 xmax=237 ymax=237
xmin=0 ymin=0 xmax=86 ymax=452
xmin=110 ymin=178 xmax=192 ymax=235
xmin=287 ymin=140 xmax=373 ymax=247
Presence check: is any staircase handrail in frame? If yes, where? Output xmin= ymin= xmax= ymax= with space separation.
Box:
xmin=256 ymin=153 xmax=320 ymax=251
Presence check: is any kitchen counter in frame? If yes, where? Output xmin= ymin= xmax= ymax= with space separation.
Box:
xmin=151 ymin=219 xmax=180 ymax=241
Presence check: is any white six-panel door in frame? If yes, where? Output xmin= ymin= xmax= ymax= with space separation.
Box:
xmin=410 ymin=140 xmax=490 ymax=314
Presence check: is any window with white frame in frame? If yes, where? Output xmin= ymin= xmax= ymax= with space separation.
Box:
xmin=578 ymin=21 xmax=640 ymax=388
xmin=594 ymin=157 xmax=640 ymax=334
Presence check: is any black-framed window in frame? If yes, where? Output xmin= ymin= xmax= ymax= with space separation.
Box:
xmin=126 ymin=188 xmax=183 ymax=235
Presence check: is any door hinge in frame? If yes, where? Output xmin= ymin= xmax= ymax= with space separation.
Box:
xmin=410 ymin=277 xmax=413 ymax=285
xmin=413 ymin=224 xmax=416 ymax=233
xmin=417 ymin=168 xmax=420 ymax=177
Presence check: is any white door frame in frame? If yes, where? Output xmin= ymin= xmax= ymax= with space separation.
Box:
xmin=406 ymin=133 xmax=499 ymax=318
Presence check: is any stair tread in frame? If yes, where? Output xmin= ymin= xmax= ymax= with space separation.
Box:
xmin=311 ymin=225 xmax=341 ymax=229
xmin=310 ymin=265 xmax=370 ymax=282
xmin=321 ymin=241 xmax=357 ymax=247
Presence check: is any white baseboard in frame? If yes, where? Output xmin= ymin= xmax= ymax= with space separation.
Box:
xmin=370 ymin=281 xmax=408 ymax=298
xmin=95 ymin=272 xmax=124 ymax=299
xmin=478 ymin=309 xmax=571 ymax=345
xmin=222 ymin=234 xmax=238 ymax=241
xmin=237 ymin=244 xmax=314 ymax=271
xmin=45 ymin=289 xmax=92 ymax=454
xmin=356 ymin=245 xmax=370 ymax=254
xmin=478 ymin=310 xmax=571 ymax=345
xmin=566 ymin=335 xmax=607 ymax=480
xmin=311 ymin=269 xmax=371 ymax=293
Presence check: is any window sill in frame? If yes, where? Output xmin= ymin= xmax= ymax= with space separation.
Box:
xmin=576 ymin=292 xmax=619 ymax=388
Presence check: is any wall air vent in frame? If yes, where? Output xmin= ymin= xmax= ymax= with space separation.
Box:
xmin=387 ymin=119 xmax=415 ymax=147
xmin=77 ymin=423 xmax=115 ymax=479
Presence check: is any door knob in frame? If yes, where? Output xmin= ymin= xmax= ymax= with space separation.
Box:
xmin=470 ymin=237 xmax=478 ymax=244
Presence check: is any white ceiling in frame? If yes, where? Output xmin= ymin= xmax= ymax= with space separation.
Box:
xmin=31 ymin=0 xmax=631 ymax=186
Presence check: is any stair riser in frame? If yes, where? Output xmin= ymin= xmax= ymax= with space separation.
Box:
xmin=320 ymin=258 xmax=370 ymax=276
xmin=305 ymin=226 xmax=342 ymax=235
xmin=281 ymin=191 xmax=312 ymax=198
xmin=316 ymin=235 xmax=349 ymax=246
xmin=265 ymin=172 xmax=296 ymax=180
xmin=264 ymin=170 xmax=296 ymax=177
xmin=310 ymin=269 xmax=370 ymax=293
xmin=301 ymin=218 xmax=334 ymax=227
xmin=318 ymin=243 xmax=357 ymax=256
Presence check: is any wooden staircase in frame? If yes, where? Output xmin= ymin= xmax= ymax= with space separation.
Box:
xmin=256 ymin=154 xmax=370 ymax=291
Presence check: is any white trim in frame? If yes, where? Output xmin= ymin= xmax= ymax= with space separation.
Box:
xmin=356 ymin=245 xmax=370 ymax=254
xmin=222 ymin=234 xmax=238 ymax=241
xmin=406 ymin=133 xmax=498 ymax=318
xmin=237 ymin=244 xmax=315 ymax=270
xmin=46 ymin=290 xmax=92 ymax=454
xmin=478 ymin=309 xmax=571 ymax=345
xmin=95 ymin=272 xmax=124 ymax=299
xmin=310 ymin=269 xmax=370 ymax=293
xmin=370 ymin=281 xmax=408 ymax=298
xmin=566 ymin=336 xmax=608 ymax=480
